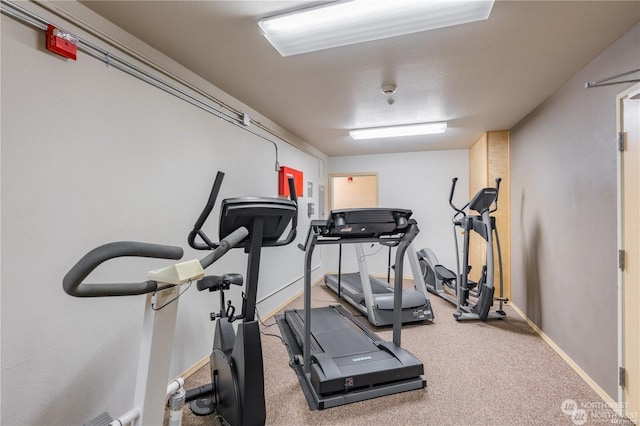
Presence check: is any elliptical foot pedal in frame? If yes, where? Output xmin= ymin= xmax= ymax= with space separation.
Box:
xmin=190 ymin=398 xmax=216 ymax=416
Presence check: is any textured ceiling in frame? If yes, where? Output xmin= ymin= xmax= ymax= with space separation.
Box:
xmin=80 ymin=1 xmax=640 ymax=157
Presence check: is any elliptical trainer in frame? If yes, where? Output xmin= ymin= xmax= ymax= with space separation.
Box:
xmin=183 ymin=171 xmax=298 ymax=425
xmin=418 ymin=177 xmax=507 ymax=321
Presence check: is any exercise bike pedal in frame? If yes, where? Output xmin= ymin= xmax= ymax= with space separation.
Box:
xmin=189 ymin=398 xmax=216 ymax=416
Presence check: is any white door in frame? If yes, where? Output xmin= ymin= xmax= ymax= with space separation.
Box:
xmin=618 ymin=82 xmax=640 ymax=423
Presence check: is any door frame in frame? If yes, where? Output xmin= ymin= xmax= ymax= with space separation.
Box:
xmin=617 ymin=82 xmax=640 ymax=419
xmin=328 ymin=172 xmax=378 ymax=210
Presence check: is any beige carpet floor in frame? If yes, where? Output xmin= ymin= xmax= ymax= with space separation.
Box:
xmin=168 ymin=282 xmax=621 ymax=425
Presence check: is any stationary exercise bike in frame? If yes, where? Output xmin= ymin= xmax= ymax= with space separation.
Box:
xmin=183 ymin=171 xmax=298 ymax=425
xmin=418 ymin=177 xmax=507 ymax=321
xmin=63 ymin=231 xmax=248 ymax=426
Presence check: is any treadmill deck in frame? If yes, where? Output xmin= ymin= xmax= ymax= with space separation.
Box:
xmin=277 ymin=305 xmax=425 ymax=409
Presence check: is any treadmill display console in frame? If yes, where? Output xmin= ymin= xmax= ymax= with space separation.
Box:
xmin=325 ymin=208 xmax=412 ymax=238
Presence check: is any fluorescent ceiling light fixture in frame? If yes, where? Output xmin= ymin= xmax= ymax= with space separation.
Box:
xmin=349 ymin=122 xmax=447 ymax=140
xmin=258 ymin=0 xmax=494 ymax=56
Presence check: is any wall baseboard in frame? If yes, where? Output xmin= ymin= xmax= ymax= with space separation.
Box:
xmin=510 ymin=303 xmax=617 ymax=409
xmin=259 ymin=276 xmax=324 ymax=322
xmin=180 ymin=356 xmax=210 ymax=379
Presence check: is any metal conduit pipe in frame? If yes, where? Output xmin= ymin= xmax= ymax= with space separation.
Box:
xmin=5 ymin=0 xmax=326 ymax=177
xmin=1 ymin=0 xmax=234 ymax=124
xmin=36 ymin=1 xmax=249 ymax=121
xmin=1 ymin=0 xmax=47 ymax=30
xmin=2 ymin=0 xmax=327 ymax=311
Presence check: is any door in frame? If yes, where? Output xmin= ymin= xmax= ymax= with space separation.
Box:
xmin=618 ymin=82 xmax=639 ymax=423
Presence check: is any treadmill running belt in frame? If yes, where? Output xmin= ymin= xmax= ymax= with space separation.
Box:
xmin=308 ymin=308 xmax=377 ymax=357
xmin=276 ymin=306 xmax=426 ymax=410
xmin=327 ymin=272 xmax=390 ymax=294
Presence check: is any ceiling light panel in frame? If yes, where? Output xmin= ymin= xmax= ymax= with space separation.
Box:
xmin=259 ymin=0 xmax=495 ymax=57
xmin=350 ymin=122 xmax=447 ymax=140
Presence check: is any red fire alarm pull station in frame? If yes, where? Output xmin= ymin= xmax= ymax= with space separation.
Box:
xmin=46 ymin=25 xmax=78 ymax=60
xmin=278 ymin=166 xmax=304 ymax=197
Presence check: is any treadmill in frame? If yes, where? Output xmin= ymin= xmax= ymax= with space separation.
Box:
xmin=324 ymin=235 xmax=433 ymax=326
xmin=277 ymin=208 xmax=426 ymax=410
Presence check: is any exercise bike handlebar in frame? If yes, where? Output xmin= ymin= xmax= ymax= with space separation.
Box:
xmin=199 ymin=226 xmax=249 ymax=269
xmin=275 ymin=176 xmax=298 ymax=247
xmin=188 ymin=171 xmax=225 ymax=250
xmin=62 ymin=242 xmax=184 ymax=297
xmin=189 ymin=174 xmax=297 ymax=250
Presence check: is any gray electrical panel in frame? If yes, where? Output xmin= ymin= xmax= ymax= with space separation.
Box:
xmin=318 ymin=185 xmax=325 ymax=219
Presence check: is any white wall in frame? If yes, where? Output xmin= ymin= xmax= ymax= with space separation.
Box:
xmin=1 ymin=2 xmax=326 ymax=425
xmin=327 ymin=150 xmax=469 ymax=279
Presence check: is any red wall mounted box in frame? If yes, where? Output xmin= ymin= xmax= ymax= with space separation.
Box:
xmin=46 ymin=25 xmax=78 ymax=60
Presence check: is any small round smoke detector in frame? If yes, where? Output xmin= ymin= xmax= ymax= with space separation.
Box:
xmin=381 ymin=84 xmax=397 ymax=105
xmin=381 ymin=84 xmax=397 ymax=95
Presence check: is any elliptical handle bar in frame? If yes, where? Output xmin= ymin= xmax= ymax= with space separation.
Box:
xmin=200 ymin=226 xmax=249 ymax=269
xmin=490 ymin=177 xmax=502 ymax=213
xmin=63 ymin=242 xmax=184 ymax=297
xmin=448 ymin=177 xmax=467 ymax=218
xmin=188 ymin=171 xmax=225 ymax=251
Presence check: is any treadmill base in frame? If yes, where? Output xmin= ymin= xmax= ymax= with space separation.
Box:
xmin=276 ymin=314 xmax=426 ymax=410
